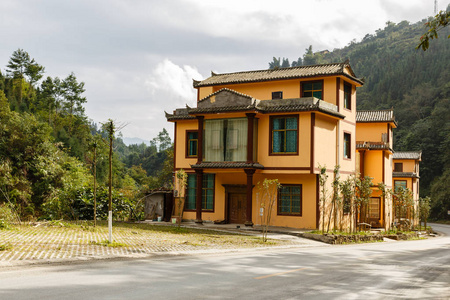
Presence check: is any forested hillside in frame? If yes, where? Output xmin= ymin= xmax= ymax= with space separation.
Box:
xmin=0 ymin=50 xmax=172 ymax=221
xmin=269 ymin=15 xmax=450 ymax=219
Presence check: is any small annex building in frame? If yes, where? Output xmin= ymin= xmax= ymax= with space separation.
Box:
xmin=165 ymin=62 xmax=420 ymax=230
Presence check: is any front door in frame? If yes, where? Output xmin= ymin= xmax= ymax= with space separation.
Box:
xmin=229 ymin=193 xmax=247 ymax=224
xmin=368 ymin=197 xmax=381 ymax=227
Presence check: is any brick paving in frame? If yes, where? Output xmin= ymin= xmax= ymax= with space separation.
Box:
xmin=0 ymin=222 xmax=322 ymax=267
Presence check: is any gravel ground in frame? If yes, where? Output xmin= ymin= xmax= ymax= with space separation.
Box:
xmin=0 ymin=221 xmax=322 ymax=267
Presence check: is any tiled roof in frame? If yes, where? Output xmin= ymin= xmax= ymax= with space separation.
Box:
xmin=191 ymin=162 xmax=264 ymax=169
xmin=393 ymin=151 xmax=422 ymax=160
xmin=165 ymin=109 xmax=196 ymax=121
xmin=393 ymin=172 xmax=420 ymax=178
xmin=193 ymin=62 xmax=364 ymax=88
xmin=356 ymin=109 xmax=397 ymax=125
xmin=187 ymin=97 xmax=344 ymax=118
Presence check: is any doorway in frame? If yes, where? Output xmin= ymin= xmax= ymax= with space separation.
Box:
xmin=228 ymin=193 xmax=247 ymax=224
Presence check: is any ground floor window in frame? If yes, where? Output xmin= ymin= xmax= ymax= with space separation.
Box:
xmin=185 ymin=174 xmax=215 ymax=211
xmin=278 ymin=185 xmax=302 ymax=215
xmin=394 ymin=180 xmax=407 ymax=192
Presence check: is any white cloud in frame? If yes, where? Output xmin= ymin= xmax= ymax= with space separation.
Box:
xmin=145 ymin=59 xmax=203 ymax=107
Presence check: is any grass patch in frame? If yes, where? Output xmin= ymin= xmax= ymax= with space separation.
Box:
xmin=0 ymin=243 xmax=12 ymax=251
xmin=90 ymin=240 xmax=128 ymax=247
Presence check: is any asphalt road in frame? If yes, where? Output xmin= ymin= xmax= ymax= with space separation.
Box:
xmin=0 ymin=223 xmax=449 ymax=300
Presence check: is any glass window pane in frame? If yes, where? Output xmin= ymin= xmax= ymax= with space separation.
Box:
xmin=273 ymin=118 xmax=284 ymax=130
xmin=303 ymin=83 xmax=312 ymax=90
xmin=313 ymin=91 xmax=322 ymax=99
xmin=303 ymin=91 xmax=312 ymax=97
xmin=286 ymin=131 xmax=297 ymax=152
xmin=273 ymin=131 xmax=284 ymax=153
xmin=313 ymin=82 xmax=322 ymax=90
xmin=286 ymin=117 xmax=297 ymax=129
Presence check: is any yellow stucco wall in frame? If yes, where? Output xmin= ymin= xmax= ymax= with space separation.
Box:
xmin=198 ymin=77 xmax=339 ymax=106
xmin=356 ymin=123 xmax=387 ymax=142
xmin=182 ymin=171 xmax=318 ymax=229
xmin=314 ymin=114 xmax=337 ymax=170
xmin=174 ymin=120 xmax=198 ymax=170
xmin=257 ymin=113 xmax=311 ymax=169
xmin=393 ymin=159 xmax=416 ymax=173
xmin=364 ymin=150 xmax=383 ymax=184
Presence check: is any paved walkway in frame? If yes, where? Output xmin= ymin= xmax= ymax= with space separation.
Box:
xmin=0 ymin=221 xmax=324 ymax=268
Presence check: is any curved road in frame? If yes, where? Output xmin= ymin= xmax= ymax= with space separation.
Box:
xmin=0 ymin=223 xmax=449 ymax=299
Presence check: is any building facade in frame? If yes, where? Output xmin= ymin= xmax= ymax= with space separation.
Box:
xmin=166 ymin=62 xmax=419 ymax=230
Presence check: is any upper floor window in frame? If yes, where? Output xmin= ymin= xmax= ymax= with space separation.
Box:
xmin=272 ymin=91 xmax=283 ymax=99
xmin=344 ymin=132 xmax=351 ymax=159
xmin=204 ymin=118 xmax=247 ymax=162
xmin=344 ymin=82 xmax=352 ymax=110
xmin=394 ymin=163 xmax=403 ymax=172
xmin=185 ymin=173 xmax=215 ymax=211
xmin=270 ymin=116 xmax=298 ymax=155
xmin=186 ymin=131 xmax=198 ymax=158
xmin=302 ymin=81 xmax=323 ymax=100
xmin=278 ymin=185 xmax=302 ymax=215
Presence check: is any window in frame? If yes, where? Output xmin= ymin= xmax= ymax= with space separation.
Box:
xmin=302 ymin=81 xmax=323 ymax=99
xmin=394 ymin=163 xmax=403 ymax=172
xmin=394 ymin=180 xmax=407 ymax=192
xmin=186 ymin=131 xmax=198 ymax=157
xmin=185 ymin=174 xmax=215 ymax=211
xmin=344 ymin=82 xmax=352 ymax=110
xmin=270 ymin=116 xmax=298 ymax=154
xmin=272 ymin=91 xmax=283 ymax=99
xmin=278 ymin=185 xmax=302 ymax=215
xmin=344 ymin=133 xmax=351 ymax=159
xmin=204 ymin=118 xmax=248 ymax=162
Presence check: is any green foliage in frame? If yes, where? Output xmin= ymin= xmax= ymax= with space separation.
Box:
xmin=1 ymin=49 xmax=174 ymax=222
xmin=417 ymin=6 xmax=450 ymax=51
xmin=269 ymin=19 xmax=450 ymax=219
xmin=430 ymin=169 xmax=450 ymax=220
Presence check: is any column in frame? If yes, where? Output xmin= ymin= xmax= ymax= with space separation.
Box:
xmin=244 ymin=169 xmax=255 ymax=226
xmin=246 ymin=113 xmax=256 ymax=164
xmin=195 ymin=169 xmax=203 ymax=224
xmin=197 ymin=116 xmax=204 ymax=165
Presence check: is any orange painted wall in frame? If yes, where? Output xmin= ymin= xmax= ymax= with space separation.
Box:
xmin=182 ymin=171 xmax=318 ymax=229
xmin=174 ymin=120 xmax=198 ymax=170
xmin=356 ymin=123 xmax=387 ymax=142
xmin=257 ymin=113 xmax=311 ymax=169
xmin=393 ymin=159 xmax=416 ymax=173
xmin=364 ymin=150 xmax=383 ymax=184
xmin=198 ymin=77 xmax=339 ymax=106
xmin=314 ymin=114 xmax=337 ymax=170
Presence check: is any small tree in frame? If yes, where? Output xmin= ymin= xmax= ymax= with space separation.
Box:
xmin=354 ymin=175 xmax=373 ymax=232
xmin=318 ymin=165 xmax=328 ymax=234
xmin=257 ymin=179 xmax=281 ymax=242
xmin=340 ymin=176 xmax=355 ymax=233
xmin=175 ymin=169 xmax=187 ymax=227
xmin=419 ymin=196 xmax=431 ymax=231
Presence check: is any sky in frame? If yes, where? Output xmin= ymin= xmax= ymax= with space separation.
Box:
xmin=1 ymin=0 xmax=448 ymax=143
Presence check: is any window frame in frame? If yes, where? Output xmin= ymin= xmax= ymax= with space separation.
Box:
xmin=269 ymin=114 xmax=299 ymax=156
xmin=394 ymin=180 xmax=407 ymax=192
xmin=184 ymin=173 xmax=215 ymax=212
xmin=301 ymin=80 xmax=324 ymax=100
xmin=185 ymin=130 xmax=198 ymax=158
xmin=394 ymin=162 xmax=403 ymax=172
xmin=272 ymin=91 xmax=283 ymax=99
xmin=277 ymin=184 xmax=302 ymax=216
xmin=343 ymin=132 xmax=351 ymax=160
xmin=343 ymin=82 xmax=352 ymax=110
